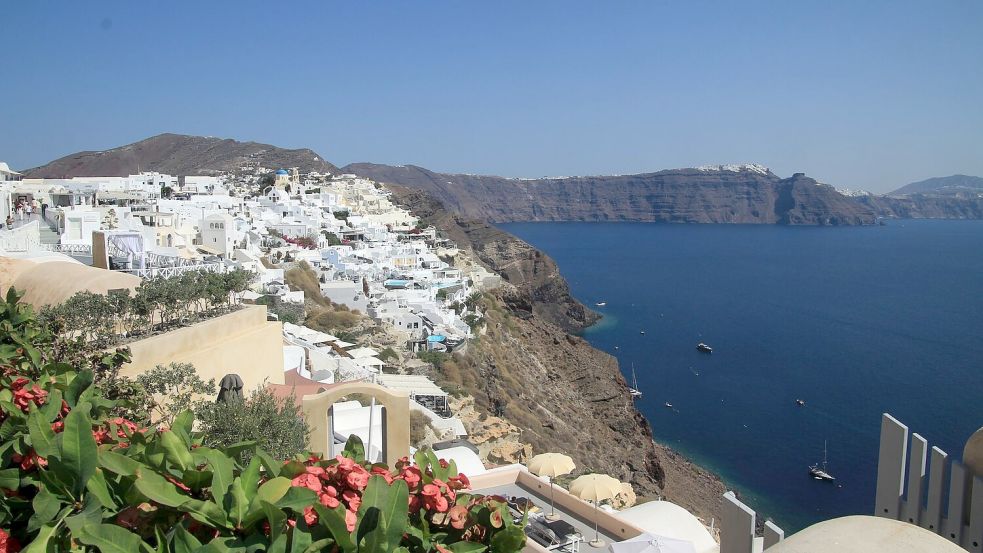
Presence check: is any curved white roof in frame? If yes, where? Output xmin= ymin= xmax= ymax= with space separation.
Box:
xmin=431 ymin=446 xmax=486 ymax=478
xmin=770 ymin=515 xmax=963 ymax=553
xmin=616 ymin=501 xmax=717 ymax=553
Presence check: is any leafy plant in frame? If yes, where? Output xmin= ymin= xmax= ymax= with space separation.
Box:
xmin=135 ymin=363 xmax=215 ymax=426
xmin=0 ymin=288 xmax=527 ymax=552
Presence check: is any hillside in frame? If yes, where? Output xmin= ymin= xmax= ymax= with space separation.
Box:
xmin=344 ymin=163 xmax=877 ymax=225
xmin=23 ymin=133 xmax=338 ymax=178
xmin=890 ymin=174 xmax=983 ymax=197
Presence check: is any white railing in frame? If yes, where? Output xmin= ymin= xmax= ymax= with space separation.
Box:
xmin=0 ymin=220 xmax=41 ymax=252
xmin=39 ymin=243 xmax=92 ymax=255
xmin=116 ymin=263 xmax=226 ymax=279
xmin=720 ymin=492 xmax=784 ymax=553
xmin=876 ymin=413 xmax=983 ymax=552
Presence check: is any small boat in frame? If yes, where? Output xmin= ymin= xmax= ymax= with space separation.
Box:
xmin=664 ymin=402 xmax=673 ymax=409
xmin=595 ymin=302 xmax=607 ymax=307
xmin=809 ymin=441 xmax=835 ymax=481
xmin=628 ymin=363 xmax=642 ymax=399
xmin=796 ymin=399 xmax=806 ymax=406
xmin=696 ymin=343 xmax=712 ymax=353
xmin=640 ymin=330 xmax=646 ymax=335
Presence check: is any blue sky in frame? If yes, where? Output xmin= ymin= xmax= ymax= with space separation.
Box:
xmin=2 ymin=1 xmax=981 ymax=192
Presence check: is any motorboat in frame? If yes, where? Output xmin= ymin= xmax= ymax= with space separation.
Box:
xmin=595 ymin=301 xmax=607 ymax=307
xmin=664 ymin=402 xmax=673 ymax=408
xmin=796 ymin=399 xmax=806 ymax=406
xmin=696 ymin=343 xmax=712 ymax=353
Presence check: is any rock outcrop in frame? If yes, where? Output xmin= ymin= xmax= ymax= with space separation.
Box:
xmin=346 ymin=163 xmax=877 ymax=225
xmin=24 ymin=133 xmax=338 ymax=178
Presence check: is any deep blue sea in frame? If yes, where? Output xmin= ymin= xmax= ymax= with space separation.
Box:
xmin=498 ymin=220 xmax=983 ymax=532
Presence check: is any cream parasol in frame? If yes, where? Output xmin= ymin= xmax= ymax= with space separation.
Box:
xmin=528 ymin=453 xmax=576 ymax=520
xmin=569 ymin=473 xmax=624 ymax=548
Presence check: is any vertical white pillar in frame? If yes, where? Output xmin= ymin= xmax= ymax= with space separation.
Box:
xmin=923 ymin=446 xmax=949 ymax=534
xmin=721 ymin=491 xmax=755 ymax=553
xmin=875 ymin=413 xmax=908 ymax=519
xmin=763 ymin=521 xmax=784 ymax=550
xmin=944 ymin=462 xmax=968 ymax=545
xmin=964 ymin=475 xmax=983 ymax=553
xmin=902 ymin=433 xmax=928 ymax=525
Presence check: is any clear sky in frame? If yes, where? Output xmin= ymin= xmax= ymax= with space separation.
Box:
xmin=2 ymin=1 xmax=981 ymax=193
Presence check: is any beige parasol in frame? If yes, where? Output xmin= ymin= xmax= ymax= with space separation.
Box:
xmin=528 ymin=453 xmax=576 ymax=520
xmin=569 ymin=473 xmax=623 ymax=548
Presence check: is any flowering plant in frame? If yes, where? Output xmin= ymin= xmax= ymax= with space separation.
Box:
xmin=0 ymin=288 xmax=526 ymax=553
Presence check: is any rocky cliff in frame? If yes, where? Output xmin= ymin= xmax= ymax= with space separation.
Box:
xmin=24 ymin=133 xmax=338 ymax=178
xmin=861 ymin=195 xmax=983 ymax=220
xmin=346 ymin=163 xmax=877 ymax=225
xmin=390 ymin=184 xmax=726 ymax=523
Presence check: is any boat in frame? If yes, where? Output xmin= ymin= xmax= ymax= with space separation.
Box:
xmin=664 ymin=402 xmax=673 ymax=408
xmin=595 ymin=302 xmax=607 ymax=307
xmin=640 ymin=330 xmax=646 ymax=335
xmin=809 ymin=441 xmax=835 ymax=481
xmin=796 ymin=399 xmax=806 ymax=406
xmin=628 ymin=363 xmax=642 ymax=399
xmin=696 ymin=342 xmax=712 ymax=353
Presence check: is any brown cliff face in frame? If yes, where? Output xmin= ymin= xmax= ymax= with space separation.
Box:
xmin=389 ymin=184 xmax=726 ymax=523
xmin=860 ymin=195 xmax=983 ymax=220
xmin=347 ymin=163 xmax=877 ymax=225
xmin=389 ymin=185 xmax=598 ymax=333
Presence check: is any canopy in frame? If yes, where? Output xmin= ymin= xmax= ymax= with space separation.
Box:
xmin=616 ymin=502 xmax=717 ymax=553
xmin=569 ymin=474 xmax=623 ymax=502
xmin=528 ymin=453 xmax=576 ymax=478
xmin=376 ymin=374 xmax=447 ymax=398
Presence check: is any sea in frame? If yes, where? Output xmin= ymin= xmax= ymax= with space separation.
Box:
xmin=497 ymin=220 xmax=983 ymax=532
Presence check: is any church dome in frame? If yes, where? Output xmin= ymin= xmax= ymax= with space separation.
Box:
xmin=275 ymin=169 xmax=289 ymax=175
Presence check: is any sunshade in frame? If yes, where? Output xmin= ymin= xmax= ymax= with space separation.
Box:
xmin=528 ymin=453 xmax=576 ymax=520
xmin=608 ymin=532 xmax=697 ymax=553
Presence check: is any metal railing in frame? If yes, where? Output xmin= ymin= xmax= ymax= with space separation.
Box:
xmin=39 ymin=243 xmax=92 ymax=255
xmin=115 ymin=263 xmax=226 ymax=279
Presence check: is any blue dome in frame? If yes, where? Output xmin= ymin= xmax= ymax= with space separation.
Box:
xmin=275 ymin=169 xmax=289 ymax=175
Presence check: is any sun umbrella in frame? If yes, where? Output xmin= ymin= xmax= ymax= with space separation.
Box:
xmin=569 ymin=473 xmax=623 ymax=548
xmin=528 ymin=453 xmax=576 ymax=521
xmin=608 ymin=532 xmax=697 ymax=553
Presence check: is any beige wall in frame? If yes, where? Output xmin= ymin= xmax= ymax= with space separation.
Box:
xmin=120 ymin=305 xmax=284 ymax=391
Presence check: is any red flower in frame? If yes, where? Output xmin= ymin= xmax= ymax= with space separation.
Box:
xmin=50 ymin=421 xmax=64 ymax=433
xmin=448 ymin=504 xmax=469 ymax=529
xmin=116 ymin=507 xmax=141 ymax=530
xmin=59 ymin=400 xmax=70 ymax=417
xmin=319 ymin=491 xmax=340 ymax=509
xmin=18 ymin=450 xmax=47 ymax=472
xmin=92 ymin=427 xmax=110 ymax=444
xmin=345 ymin=467 xmax=369 ymax=491
xmin=303 ymin=506 xmax=318 ymax=526
xmin=305 ymin=465 xmax=326 ymax=478
xmin=449 ymin=473 xmax=471 ymax=490
xmin=0 ymin=527 xmax=21 ymax=553
xmin=400 ymin=466 xmax=423 ymax=489
xmin=342 ymin=489 xmax=361 ymax=511
xmin=370 ymin=466 xmax=394 ymax=484
xmin=408 ymin=494 xmax=422 ymax=515
xmin=435 ymin=545 xmax=452 ymax=553
xmin=345 ymin=509 xmax=357 ymax=532
xmin=291 ymin=473 xmax=323 ymax=493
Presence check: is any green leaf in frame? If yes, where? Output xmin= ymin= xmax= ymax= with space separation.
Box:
xmin=27 ymin=409 xmax=57 ymax=459
xmin=303 ymin=539 xmax=336 ymax=553
xmin=99 ymin=450 xmax=143 ymax=476
xmin=0 ymin=467 xmax=20 ymax=490
xmin=178 ymin=498 xmax=229 ymax=529
xmin=22 ymin=521 xmax=60 ymax=553
xmin=275 ymin=486 xmax=318 ymax=512
xmin=342 ymin=435 xmax=366 ymax=463
xmin=490 ymin=525 xmax=526 ymax=553
xmin=312 ymin=504 xmax=356 ymax=552
xmin=267 ymin=533 xmax=288 ymax=553
xmin=85 ymin=468 xmax=117 ymax=509
xmin=263 ymin=500 xmax=288 ymax=542
xmin=28 ymin=487 xmax=62 ymax=533
xmin=196 ymin=448 xmax=233 ymax=498
xmin=159 ymin=430 xmax=193 ymax=471
xmin=240 ymin=456 xmax=262 ymax=502
xmin=64 ymin=370 xmax=93 ymax=407
xmin=257 ymin=476 xmax=293 ymax=504
xmin=133 ymin=469 xmax=189 ymax=507
xmin=355 ymin=476 xmax=408 ymax=553
xmin=224 ymin=477 xmax=250 ymax=528
xmin=61 ymin=402 xmax=98 ymax=495
xmin=171 ymin=523 xmax=204 ymax=553
xmin=448 ymin=543 xmax=487 ymax=553
xmin=170 ymin=410 xmax=195 ymax=446
xmin=289 ymin=516 xmax=313 ymax=553
xmin=77 ymin=522 xmax=146 ymax=553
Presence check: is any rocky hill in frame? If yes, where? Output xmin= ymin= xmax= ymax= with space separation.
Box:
xmin=860 ymin=194 xmax=983 ymax=220
xmin=23 ymin=133 xmax=338 ymax=178
xmin=345 ymin=163 xmax=877 ymax=225
xmin=890 ymin=174 xmax=983 ymax=197
xmin=389 ymin=184 xmax=726 ymax=522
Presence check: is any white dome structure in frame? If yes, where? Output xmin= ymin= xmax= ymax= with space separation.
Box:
xmin=769 ymin=515 xmax=964 ymax=553
xmin=616 ymin=501 xmax=717 ymax=553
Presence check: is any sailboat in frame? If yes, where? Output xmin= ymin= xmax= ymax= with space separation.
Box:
xmin=809 ymin=440 xmax=835 ymax=481
xmin=628 ymin=363 xmax=642 ymax=399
